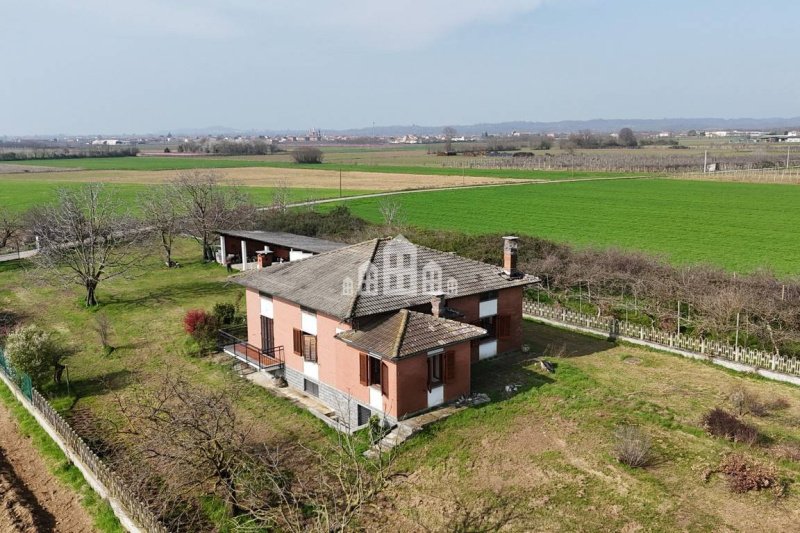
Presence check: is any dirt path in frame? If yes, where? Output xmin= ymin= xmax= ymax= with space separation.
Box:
xmin=0 ymin=401 xmax=95 ymax=532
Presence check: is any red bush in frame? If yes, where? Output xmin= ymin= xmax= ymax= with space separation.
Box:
xmin=183 ymin=309 xmax=217 ymax=341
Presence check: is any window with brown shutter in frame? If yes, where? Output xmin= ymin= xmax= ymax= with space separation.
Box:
xmin=496 ymin=315 xmax=511 ymax=339
xmin=292 ymin=328 xmax=302 ymax=355
xmin=359 ymin=352 xmax=369 ymax=386
xmin=303 ymin=335 xmax=317 ymax=362
xmin=444 ymin=350 xmax=456 ymax=383
xmin=380 ymin=362 xmax=389 ymax=397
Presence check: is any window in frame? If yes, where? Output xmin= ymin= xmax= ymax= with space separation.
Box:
xmin=304 ymin=379 xmax=319 ymax=397
xmin=389 ymin=255 xmax=397 ymax=268
xmin=359 ymin=353 xmax=389 ymax=396
xmin=428 ymin=351 xmax=455 ymax=391
xmin=480 ymin=290 xmax=499 ymax=302
xmin=480 ymin=316 xmax=497 ymax=339
xmin=403 ymin=274 xmax=411 ymax=289
xmin=428 ymin=353 xmax=442 ymax=385
xmin=293 ymin=328 xmax=317 ymax=361
xmin=369 ymin=356 xmax=382 ymax=386
xmin=403 ymin=253 xmax=412 ymax=267
xmin=389 ymin=274 xmax=397 ymax=289
xmin=357 ymin=405 xmax=372 ymax=426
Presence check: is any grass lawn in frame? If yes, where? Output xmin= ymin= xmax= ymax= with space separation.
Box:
xmin=0 ymin=177 xmax=365 ymax=212
xmin=0 ymin=238 xmax=330 ymax=448
xmin=333 ymin=178 xmax=800 ymax=274
xmin=373 ymin=320 xmax=800 ymax=531
xmin=9 ymin=156 xmax=641 ymax=180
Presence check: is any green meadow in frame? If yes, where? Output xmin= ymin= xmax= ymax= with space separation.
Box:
xmin=0 ymin=178 xmax=365 ymax=212
xmin=333 ymin=178 xmax=800 ymax=274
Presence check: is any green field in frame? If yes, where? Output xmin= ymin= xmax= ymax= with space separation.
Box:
xmin=0 ymin=178 xmax=366 ymax=212
xmin=9 ymin=156 xmax=636 ymax=180
xmin=334 ymin=178 xmax=800 ymax=274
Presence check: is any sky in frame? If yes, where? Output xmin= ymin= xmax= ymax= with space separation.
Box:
xmin=1 ymin=0 xmax=798 ymax=135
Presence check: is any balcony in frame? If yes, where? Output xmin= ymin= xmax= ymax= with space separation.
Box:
xmin=217 ymin=325 xmax=284 ymax=373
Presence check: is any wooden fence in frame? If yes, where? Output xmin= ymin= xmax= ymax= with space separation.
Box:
xmin=0 ymin=349 xmax=168 ymax=533
xmin=522 ymin=300 xmax=800 ymax=379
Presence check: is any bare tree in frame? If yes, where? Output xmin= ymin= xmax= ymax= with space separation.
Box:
xmin=0 ymin=208 xmax=21 ymax=250
xmin=139 ymin=186 xmax=182 ymax=267
xmin=271 ymin=179 xmax=292 ymax=213
xmin=112 ymin=375 xmax=395 ymax=532
xmin=30 ymin=184 xmax=146 ymax=306
xmin=378 ymin=198 xmax=403 ymax=228
xmin=442 ymin=127 xmax=457 ymax=153
xmin=171 ymin=170 xmax=256 ymax=261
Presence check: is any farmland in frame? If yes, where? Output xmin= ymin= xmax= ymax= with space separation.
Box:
xmin=333 ymin=178 xmax=800 ymax=274
xmin=7 ymin=155 xmax=640 ymax=180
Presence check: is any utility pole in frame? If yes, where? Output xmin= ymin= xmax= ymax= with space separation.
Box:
xmin=703 ymin=150 xmax=708 ymax=173
xmin=339 ymin=168 xmax=342 ymax=198
xmin=787 ymin=146 xmax=791 ymax=169
xmin=677 ymin=300 xmax=681 ymax=334
xmin=735 ymin=311 xmax=740 ymax=353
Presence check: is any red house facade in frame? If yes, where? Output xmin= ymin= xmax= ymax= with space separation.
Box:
xmin=230 ymin=235 xmax=534 ymax=430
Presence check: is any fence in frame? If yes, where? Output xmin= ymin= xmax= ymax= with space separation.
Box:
xmin=0 ymin=349 xmax=169 ymax=533
xmin=522 ymin=299 xmax=800 ymax=381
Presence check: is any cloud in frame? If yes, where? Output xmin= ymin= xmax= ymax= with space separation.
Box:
xmin=57 ymin=0 xmax=551 ymax=48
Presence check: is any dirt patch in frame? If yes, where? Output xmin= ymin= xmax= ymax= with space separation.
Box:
xmin=0 ymin=166 xmax=506 ymax=191
xmin=0 ymin=164 xmax=68 ymax=174
xmin=0 ymin=400 xmax=95 ymax=532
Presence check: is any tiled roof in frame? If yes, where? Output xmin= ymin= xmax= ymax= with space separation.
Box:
xmin=233 ymin=236 xmax=537 ymax=320
xmin=336 ymin=310 xmax=487 ymax=359
xmin=215 ymin=230 xmax=346 ymax=254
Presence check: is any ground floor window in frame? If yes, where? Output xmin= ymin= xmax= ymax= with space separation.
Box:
xmin=428 ymin=352 xmax=443 ymax=387
xmin=303 ymin=379 xmax=319 ymax=397
xmin=357 ymin=404 xmax=372 ymax=426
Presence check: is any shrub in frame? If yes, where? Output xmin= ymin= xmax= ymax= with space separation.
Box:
xmin=212 ymin=303 xmax=236 ymax=327
xmin=773 ymin=441 xmax=800 ymax=462
xmin=3 ymin=324 xmax=62 ymax=387
xmin=291 ymin=146 xmax=323 ymax=164
xmin=718 ymin=454 xmax=781 ymax=494
xmin=183 ymin=309 xmax=218 ymax=352
xmin=702 ymin=408 xmax=759 ymax=445
xmin=613 ymin=425 xmax=652 ymax=468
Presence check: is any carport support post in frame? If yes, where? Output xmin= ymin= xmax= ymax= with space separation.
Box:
xmin=241 ymin=240 xmax=247 ymax=271
xmin=219 ymin=235 xmax=226 ymax=265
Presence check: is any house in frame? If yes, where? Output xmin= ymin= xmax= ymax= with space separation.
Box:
xmin=215 ymin=230 xmax=346 ymax=270
xmin=226 ymin=235 xmax=536 ymax=430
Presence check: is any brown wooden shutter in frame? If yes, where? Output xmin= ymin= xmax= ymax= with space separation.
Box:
xmin=444 ymin=351 xmax=456 ymax=383
xmin=359 ymin=352 xmax=369 ymax=386
xmin=380 ymin=362 xmax=389 ymax=397
xmin=497 ymin=315 xmax=511 ymax=339
xmin=304 ymin=335 xmax=317 ymax=362
xmin=293 ymin=328 xmax=302 ymax=355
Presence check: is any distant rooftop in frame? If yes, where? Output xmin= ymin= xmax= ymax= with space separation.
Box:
xmin=215 ymin=230 xmax=346 ymax=254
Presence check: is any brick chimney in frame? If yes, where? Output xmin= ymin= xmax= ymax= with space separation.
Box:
xmin=256 ymin=247 xmax=273 ymax=270
xmin=502 ymin=236 xmax=519 ymax=276
xmin=430 ymin=292 xmax=446 ymax=318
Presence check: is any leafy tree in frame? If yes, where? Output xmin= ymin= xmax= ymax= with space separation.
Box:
xmin=618 ymin=127 xmax=638 ymax=147
xmin=4 ymin=325 xmax=62 ymax=387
